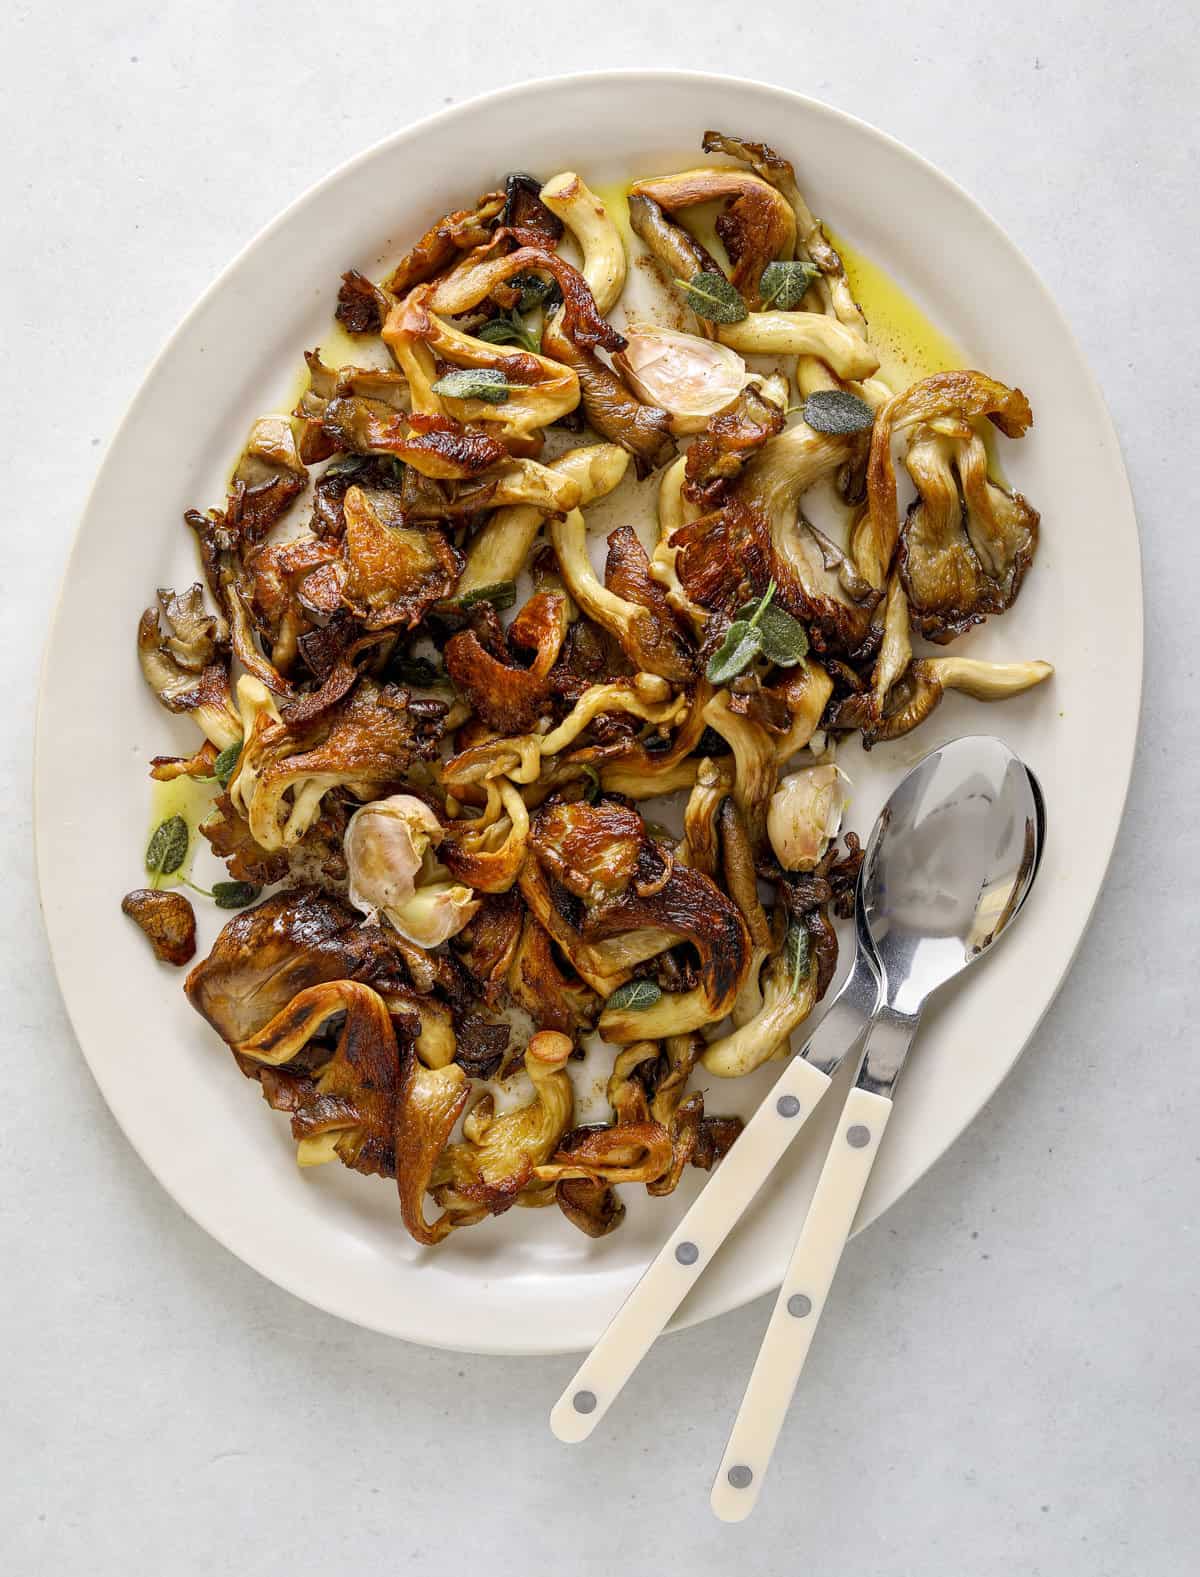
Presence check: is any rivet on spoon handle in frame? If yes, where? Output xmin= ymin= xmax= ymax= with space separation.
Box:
xmin=711 ymin=1082 xmax=897 ymax=1522
xmin=549 ymin=1055 xmax=836 ymax=1444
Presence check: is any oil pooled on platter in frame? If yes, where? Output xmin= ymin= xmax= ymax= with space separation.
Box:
xmin=147 ymin=774 xmax=218 ymax=888
xmin=828 ymin=228 xmax=963 ymax=388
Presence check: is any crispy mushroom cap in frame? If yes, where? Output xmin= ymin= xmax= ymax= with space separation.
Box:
xmin=588 ymin=864 xmax=752 ymax=1042
xmin=630 ymin=166 xmax=796 ymax=305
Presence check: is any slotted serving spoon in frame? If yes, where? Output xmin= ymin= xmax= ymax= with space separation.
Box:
xmin=552 ymin=736 xmax=1043 ymax=1488
xmin=711 ymin=734 xmax=1045 ymax=1518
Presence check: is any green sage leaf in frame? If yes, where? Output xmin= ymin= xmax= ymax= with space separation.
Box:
xmin=675 ymin=271 xmax=748 ymax=325
xmin=431 ymin=367 xmax=515 ymax=404
xmin=145 ymin=815 xmax=189 ymax=879
xmin=734 ymin=600 xmax=809 ymax=666
xmin=212 ymin=880 xmax=262 ymax=910
xmin=453 ymin=580 xmax=518 ymax=613
xmin=476 ymin=312 xmax=540 ymax=355
xmin=785 ymin=923 xmax=811 ymax=996
xmin=706 ymin=620 xmax=763 ymax=685
xmin=604 ymin=979 xmax=663 ymax=1013
xmin=759 ymin=260 xmax=821 ymax=311
xmin=581 ymin=765 xmax=602 ymax=805
xmin=211 ymin=740 xmax=243 ymax=789
xmin=510 ymin=273 xmax=557 ymax=313
xmin=803 ymin=389 xmax=876 ymax=434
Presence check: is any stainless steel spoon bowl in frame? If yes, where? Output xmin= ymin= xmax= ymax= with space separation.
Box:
xmin=860 ymin=733 xmax=1045 ymax=1017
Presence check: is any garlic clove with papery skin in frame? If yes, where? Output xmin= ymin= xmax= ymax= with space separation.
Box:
xmin=613 ymin=324 xmax=750 ymax=434
xmin=767 ymin=764 xmax=849 ymax=872
xmin=345 ymin=793 xmax=479 ymax=946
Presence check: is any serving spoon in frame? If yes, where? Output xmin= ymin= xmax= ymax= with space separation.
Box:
xmin=550 ymin=735 xmax=1042 ymax=1456
xmin=711 ymin=734 xmax=1044 ymax=1519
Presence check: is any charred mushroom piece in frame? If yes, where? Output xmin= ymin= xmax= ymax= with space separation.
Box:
xmin=184 ymin=890 xmax=410 ymax=1046
xmin=550 ymin=512 xmax=694 ymax=682
xmin=538 ymin=173 xmax=627 ymax=315
xmin=137 ymin=595 xmax=242 ymax=749
xmin=426 ymin=242 xmax=623 ymax=353
xmin=453 ymin=890 xmax=524 ymax=1006
xmin=335 ymin=269 xmax=391 ymax=335
xmin=230 ymin=417 xmax=310 ymax=537
xmin=230 ymin=676 xmax=437 ymax=853
xmin=540 ymin=310 xmax=676 ymax=479
xmin=700 ymin=690 xmax=779 ymax=851
xmin=898 ymin=425 xmax=1039 ymax=641
xmin=457 ymin=443 xmax=629 ymax=598
xmin=445 ymin=591 xmax=568 ymax=734
xmin=121 ymin=889 xmax=197 ymax=966
xmin=339 ymin=485 xmax=461 ymax=631
xmin=529 ymin=799 xmax=647 ymax=906
xmin=701 ymin=941 xmax=819 ymax=1078
xmin=440 ymin=776 xmax=530 ymax=895
xmin=588 ymin=864 xmax=752 ymax=1042
xmin=630 ymin=167 xmax=796 ymax=306
xmin=505 ymin=914 xmax=601 ymax=1036
xmin=235 ymin=980 xmax=401 ymax=1178
xmin=627 ymin=191 xmax=723 ymax=336
xmin=860 ymin=657 xmax=1053 ymax=747
xmin=384 ymin=286 xmax=580 ymax=452
xmin=682 ymin=381 xmax=787 ymax=504
xmin=320 ymin=400 xmax=510 ymax=479
xmin=381 ymin=189 xmax=506 ymax=297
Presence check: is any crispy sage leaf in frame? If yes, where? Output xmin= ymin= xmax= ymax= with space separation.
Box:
xmin=211 ymin=740 xmax=243 ymax=789
xmin=476 ymin=312 xmax=540 ymax=355
xmin=706 ymin=620 xmax=762 ymax=685
xmin=605 ymin=979 xmax=663 ymax=1012
xmin=212 ymin=880 xmax=262 ymax=910
xmin=734 ymin=600 xmax=809 ymax=667
xmin=759 ymin=260 xmax=821 ymax=311
xmin=431 ymin=367 xmax=514 ymax=404
xmin=706 ymin=579 xmax=780 ymax=684
xmin=145 ymin=814 xmax=189 ymax=879
xmin=675 ymin=271 xmax=748 ymax=325
xmin=581 ymin=764 xmax=602 ymax=806
xmin=803 ymin=389 xmax=876 ymax=434
xmin=785 ymin=923 xmax=811 ymax=996
xmin=511 ymin=273 xmax=558 ymax=312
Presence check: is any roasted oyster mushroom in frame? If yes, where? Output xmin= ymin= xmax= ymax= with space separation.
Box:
xmin=428 ymin=1030 xmax=575 ymax=1221
xmin=588 ymin=863 xmax=752 ymax=1042
xmin=235 ymin=979 xmax=401 ymax=1178
xmin=899 ymin=425 xmax=1040 ymax=641
xmin=185 ymin=890 xmax=408 ymax=1046
xmin=137 ymin=591 xmax=242 ymax=749
xmin=339 ymin=485 xmax=461 ymax=630
xmin=630 ymin=166 xmax=796 ymax=306
xmin=857 ymin=369 xmax=1034 ymax=592
xmin=229 ymin=676 xmax=436 ymax=852
xmin=444 ymin=591 xmax=568 ymax=734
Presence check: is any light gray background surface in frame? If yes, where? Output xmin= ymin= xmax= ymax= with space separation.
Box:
xmin=5 ymin=4 xmax=1197 ymax=1573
